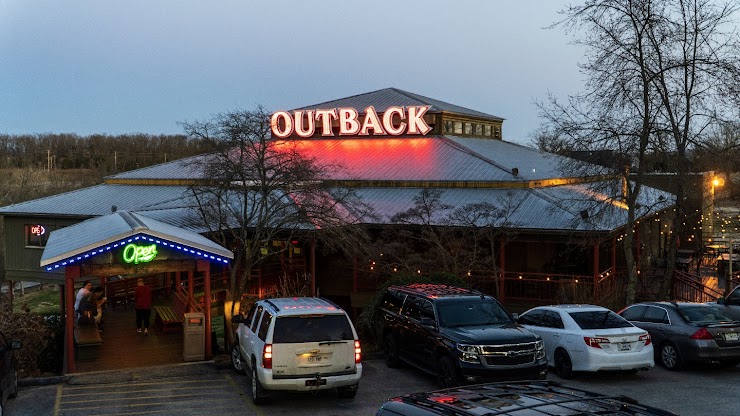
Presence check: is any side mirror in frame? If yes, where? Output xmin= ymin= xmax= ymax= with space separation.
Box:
xmin=717 ymin=297 xmax=726 ymax=305
xmin=511 ymin=313 xmax=519 ymax=321
xmin=231 ymin=315 xmax=247 ymax=324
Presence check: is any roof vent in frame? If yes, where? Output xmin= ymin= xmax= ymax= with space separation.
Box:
xmin=512 ymin=167 xmax=519 ymax=177
xmin=111 ymin=205 xmax=117 ymax=213
xmin=580 ymin=210 xmax=589 ymax=220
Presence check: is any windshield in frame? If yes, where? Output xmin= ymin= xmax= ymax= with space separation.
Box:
xmin=569 ymin=310 xmax=633 ymax=329
xmin=272 ymin=315 xmax=354 ymax=343
xmin=679 ymin=306 xmax=735 ymax=325
xmin=437 ymin=299 xmax=512 ymax=328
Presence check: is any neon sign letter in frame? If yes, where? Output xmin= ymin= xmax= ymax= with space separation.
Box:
xmin=30 ymin=225 xmax=46 ymax=236
xmin=270 ymin=105 xmax=431 ymax=137
xmin=122 ymin=243 xmax=158 ymax=264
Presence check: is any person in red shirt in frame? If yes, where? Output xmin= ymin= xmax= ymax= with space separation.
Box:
xmin=134 ymin=278 xmax=153 ymax=335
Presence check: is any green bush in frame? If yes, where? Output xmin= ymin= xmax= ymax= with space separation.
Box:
xmin=356 ymin=272 xmax=469 ymax=345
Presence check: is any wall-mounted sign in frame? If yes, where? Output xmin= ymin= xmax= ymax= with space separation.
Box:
xmin=30 ymin=224 xmax=46 ymax=236
xmin=271 ymin=105 xmax=432 ymax=138
xmin=122 ymin=243 xmax=158 ymax=264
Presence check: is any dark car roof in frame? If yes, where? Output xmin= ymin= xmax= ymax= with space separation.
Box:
xmin=377 ymin=381 xmax=678 ymax=416
xmin=389 ymin=284 xmax=489 ymax=300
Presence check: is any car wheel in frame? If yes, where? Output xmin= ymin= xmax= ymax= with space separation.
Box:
xmin=660 ymin=342 xmax=683 ymax=371
xmin=250 ymin=362 xmax=269 ymax=405
xmin=554 ymin=349 xmax=574 ymax=379
xmin=383 ymin=333 xmax=401 ymax=368
xmin=337 ymin=384 xmax=359 ymax=399
xmin=231 ymin=344 xmax=246 ymax=374
xmin=438 ymin=357 xmax=459 ymax=388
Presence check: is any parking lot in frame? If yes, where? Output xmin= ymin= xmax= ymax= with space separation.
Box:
xmin=7 ymin=358 xmax=740 ymax=416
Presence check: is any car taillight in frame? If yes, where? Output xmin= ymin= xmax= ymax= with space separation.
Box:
xmin=639 ymin=333 xmax=652 ymax=345
xmin=584 ymin=336 xmax=610 ymax=348
xmin=689 ymin=328 xmax=713 ymax=340
xmin=262 ymin=344 xmax=272 ymax=369
xmin=354 ymin=340 xmax=362 ymax=363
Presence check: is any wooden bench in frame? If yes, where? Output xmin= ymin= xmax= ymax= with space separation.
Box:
xmin=154 ymin=292 xmax=189 ymax=333
xmin=74 ymin=325 xmax=103 ymax=346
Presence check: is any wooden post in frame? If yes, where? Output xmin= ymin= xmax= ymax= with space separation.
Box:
xmin=197 ymin=259 xmax=212 ymax=359
xmin=352 ymin=256 xmax=358 ymax=292
xmin=310 ymin=239 xmax=316 ymax=297
xmin=593 ymin=241 xmax=600 ymax=302
xmin=65 ymin=266 xmax=80 ymax=374
xmin=7 ymin=280 xmax=12 ymax=311
xmin=187 ymin=270 xmax=194 ymax=308
xmin=499 ymin=239 xmax=506 ymax=303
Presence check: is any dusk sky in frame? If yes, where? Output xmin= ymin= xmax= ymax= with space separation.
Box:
xmin=1 ymin=1 xmax=584 ymax=145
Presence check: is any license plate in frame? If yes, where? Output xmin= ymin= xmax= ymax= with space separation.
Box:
xmin=307 ymin=355 xmax=322 ymax=363
xmin=305 ymin=379 xmax=327 ymax=386
xmin=724 ymin=333 xmax=739 ymax=342
xmin=618 ymin=343 xmax=631 ymax=351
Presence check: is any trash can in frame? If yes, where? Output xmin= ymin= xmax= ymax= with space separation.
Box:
xmin=183 ymin=312 xmax=205 ymax=361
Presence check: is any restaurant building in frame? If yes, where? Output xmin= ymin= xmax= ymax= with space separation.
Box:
xmin=0 ymin=88 xmax=674 ymax=372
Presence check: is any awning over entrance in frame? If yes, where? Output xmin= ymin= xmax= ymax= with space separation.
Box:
xmin=40 ymin=211 xmax=233 ymax=271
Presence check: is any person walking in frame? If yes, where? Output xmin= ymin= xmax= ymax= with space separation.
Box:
xmin=134 ymin=278 xmax=152 ymax=335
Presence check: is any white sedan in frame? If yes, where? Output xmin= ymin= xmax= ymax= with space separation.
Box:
xmin=518 ymin=304 xmax=654 ymax=378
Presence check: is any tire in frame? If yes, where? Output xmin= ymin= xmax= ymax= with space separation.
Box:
xmin=250 ymin=362 xmax=269 ymax=405
xmin=231 ymin=344 xmax=246 ymax=374
xmin=660 ymin=342 xmax=683 ymax=371
xmin=438 ymin=357 xmax=459 ymax=388
xmin=337 ymin=384 xmax=358 ymax=399
xmin=383 ymin=334 xmax=401 ymax=368
xmin=554 ymin=349 xmax=574 ymax=379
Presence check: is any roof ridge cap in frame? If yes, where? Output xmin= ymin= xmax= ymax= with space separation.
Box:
xmin=118 ymin=211 xmax=149 ymax=231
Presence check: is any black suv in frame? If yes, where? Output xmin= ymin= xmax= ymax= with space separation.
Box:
xmin=376 ymin=284 xmax=546 ymax=386
xmin=375 ymin=380 xmax=679 ymax=416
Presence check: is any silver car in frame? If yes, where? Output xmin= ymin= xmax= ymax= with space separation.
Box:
xmin=619 ymin=302 xmax=740 ymax=370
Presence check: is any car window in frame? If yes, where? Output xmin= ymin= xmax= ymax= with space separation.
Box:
xmin=727 ymin=286 xmax=740 ymax=305
xmin=402 ymin=296 xmax=423 ymax=321
xmin=419 ymin=299 xmax=435 ymax=321
xmin=272 ymin=314 xmax=354 ymax=343
xmin=251 ymin=306 xmax=263 ymax=332
xmin=244 ymin=304 xmax=257 ymax=327
xmin=518 ymin=309 xmax=544 ymax=326
xmin=643 ymin=306 xmax=669 ymax=324
xmin=541 ymin=310 xmax=565 ymax=329
xmin=678 ymin=305 xmax=734 ymax=324
xmin=257 ymin=310 xmax=272 ymax=341
xmin=569 ymin=310 xmax=632 ymax=329
xmin=620 ymin=305 xmax=647 ymax=321
xmin=437 ymin=299 xmax=512 ymax=327
xmin=381 ymin=290 xmax=406 ymax=313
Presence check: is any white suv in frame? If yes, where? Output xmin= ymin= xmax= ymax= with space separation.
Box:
xmin=231 ymin=297 xmax=363 ymax=404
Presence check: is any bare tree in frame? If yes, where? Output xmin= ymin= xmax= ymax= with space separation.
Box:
xmin=181 ymin=108 xmax=373 ymax=346
xmin=537 ymin=0 xmax=740 ymax=303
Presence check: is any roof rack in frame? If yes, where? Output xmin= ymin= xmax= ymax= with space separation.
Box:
xmin=399 ymin=283 xmax=485 ymax=298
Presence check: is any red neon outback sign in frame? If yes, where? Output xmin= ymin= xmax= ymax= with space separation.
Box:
xmin=271 ymin=106 xmax=432 ymax=138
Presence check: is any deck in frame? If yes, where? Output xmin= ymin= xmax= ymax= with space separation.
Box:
xmin=74 ymin=302 xmax=186 ymax=373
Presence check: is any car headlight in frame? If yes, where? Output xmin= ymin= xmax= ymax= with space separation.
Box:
xmin=457 ymin=344 xmax=480 ymax=363
xmin=535 ymin=340 xmax=545 ymax=360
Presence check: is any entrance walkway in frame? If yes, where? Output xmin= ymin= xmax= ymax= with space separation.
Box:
xmin=75 ymin=305 xmax=184 ymax=373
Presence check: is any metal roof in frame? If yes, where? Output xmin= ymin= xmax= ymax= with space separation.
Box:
xmin=291 ymin=87 xmax=503 ymax=121
xmin=0 ymin=185 xmax=196 ymax=217
xmin=40 ymin=211 xmax=233 ymax=270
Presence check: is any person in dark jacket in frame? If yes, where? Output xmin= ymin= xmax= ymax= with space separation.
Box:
xmin=134 ymin=278 xmax=153 ymax=335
